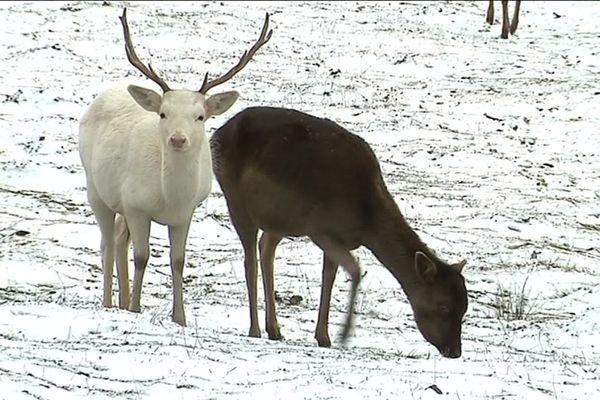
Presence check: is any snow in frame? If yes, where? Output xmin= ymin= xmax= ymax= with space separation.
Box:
xmin=1 ymin=1 xmax=599 ymax=399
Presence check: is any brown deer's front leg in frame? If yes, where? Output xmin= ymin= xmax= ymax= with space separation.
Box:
xmin=315 ymin=254 xmax=339 ymax=347
xmin=501 ymin=0 xmax=510 ymax=39
xmin=312 ymin=237 xmax=362 ymax=347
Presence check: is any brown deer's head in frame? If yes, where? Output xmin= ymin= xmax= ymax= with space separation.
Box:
xmin=409 ymin=252 xmax=467 ymax=358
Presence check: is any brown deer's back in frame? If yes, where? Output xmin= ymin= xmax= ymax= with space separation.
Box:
xmin=211 ymin=107 xmax=394 ymax=245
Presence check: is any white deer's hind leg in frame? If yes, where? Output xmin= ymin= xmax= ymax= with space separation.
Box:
xmin=127 ymin=212 xmax=151 ymax=314
xmin=115 ymin=214 xmax=131 ymax=310
xmin=168 ymin=222 xmax=191 ymax=327
xmin=88 ymin=189 xmax=116 ymax=308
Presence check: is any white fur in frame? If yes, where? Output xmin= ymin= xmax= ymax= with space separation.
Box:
xmin=79 ymin=84 xmax=238 ymax=326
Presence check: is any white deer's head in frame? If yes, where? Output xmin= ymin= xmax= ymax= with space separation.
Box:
xmin=128 ymin=87 xmax=238 ymax=151
xmin=119 ymin=9 xmax=272 ymax=152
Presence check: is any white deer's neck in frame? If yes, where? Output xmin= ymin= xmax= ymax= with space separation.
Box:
xmin=159 ymin=136 xmax=212 ymax=214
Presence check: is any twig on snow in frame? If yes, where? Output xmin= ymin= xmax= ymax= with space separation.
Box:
xmin=484 ymin=113 xmax=504 ymax=122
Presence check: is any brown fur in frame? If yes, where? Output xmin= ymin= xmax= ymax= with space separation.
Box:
xmin=487 ymin=0 xmax=521 ymax=39
xmin=211 ymin=107 xmax=468 ymax=358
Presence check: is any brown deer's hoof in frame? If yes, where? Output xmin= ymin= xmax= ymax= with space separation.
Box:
xmin=316 ymin=335 xmax=332 ymax=348
xmin=248 ymin=327 xmax=261 ymax=338
xmin=267 ymin=326 xmax=283 ymax=341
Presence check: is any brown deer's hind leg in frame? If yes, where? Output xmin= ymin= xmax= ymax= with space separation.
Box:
xmin=241 ymin=228 xmax=260 ymax=338
xmin=315 ymin=254 xmax=339 ymax=347
xmin=225 ymin=194 xmax=261 ymax=338
xmin=510 ymin=0 xmax=521 ymax=34
xmin=258 ymin=231 xmax=284 ymax=340
xmin=486 ymin=0 xmax=495 ymax=25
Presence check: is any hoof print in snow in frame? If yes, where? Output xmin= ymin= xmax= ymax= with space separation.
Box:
xmin=426 ymin=384 xmax=443 ymax=395
xmin=288 ymin=295 xmax=303 ymax=306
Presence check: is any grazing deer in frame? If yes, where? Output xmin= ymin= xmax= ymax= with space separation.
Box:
xmin=78 ymin=9 xmax=272 ymax=326
xmin=486 ymin=0 xmax=521 ymax=39
xmin=211 ymin=107 xmax=468 ymax=358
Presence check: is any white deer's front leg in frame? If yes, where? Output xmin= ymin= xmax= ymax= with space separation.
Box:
xmin=169 ymin=222 xmax=191 ymax=327
xmin=127 ymin=213 xmax=151 ymax=314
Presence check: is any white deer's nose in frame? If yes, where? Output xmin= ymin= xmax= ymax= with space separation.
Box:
xmin=169 ymin=133 xmax=188 ymax=149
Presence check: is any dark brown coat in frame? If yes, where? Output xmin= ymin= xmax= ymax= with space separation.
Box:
xmin=211 ymin=106 xmax=468 ymax=358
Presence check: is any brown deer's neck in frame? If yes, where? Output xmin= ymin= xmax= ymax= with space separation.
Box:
xmin=364 ymin=197 xmax=442 ymax=291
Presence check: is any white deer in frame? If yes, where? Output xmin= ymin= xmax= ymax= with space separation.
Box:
xmin=78 ymin=9 xmax=272 ymax=326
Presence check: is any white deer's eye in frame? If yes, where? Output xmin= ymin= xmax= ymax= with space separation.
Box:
xmin=159 ymin=112 xmax=166 ymax=119
xmin=196 ymin=115 xmax=204 ymax=122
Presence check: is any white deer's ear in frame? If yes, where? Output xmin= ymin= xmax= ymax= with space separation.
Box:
xmin=415 ymin=251 xmax=437 ymax=284
xmin=205 ymin=91 xmax=240 ymax=118
xmin=127 ymin=85 xmax=162 ymax=113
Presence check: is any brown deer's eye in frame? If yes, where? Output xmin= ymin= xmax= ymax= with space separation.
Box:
xmin=196 ymin=115 xmax=204 ymax=122
xmin=160 ymin=113 xmax=166 ymax=119
xmin=440 ymin=305 xmax=450 ymax=314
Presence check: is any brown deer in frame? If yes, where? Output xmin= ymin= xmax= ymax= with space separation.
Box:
xmin=486 ymin=0 xmax=521 ymax=39
xmin=211 ymin=107 xmax=468 ymax=358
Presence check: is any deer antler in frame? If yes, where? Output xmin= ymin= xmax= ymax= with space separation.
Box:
xmin=119 ymin=8 xmax=171 ymax=93
xmin=199 ymin=13 xmax=273 ymax=94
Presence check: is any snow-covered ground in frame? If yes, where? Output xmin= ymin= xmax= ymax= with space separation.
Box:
xmin=1 ymin=1 xmax=599 ymax=399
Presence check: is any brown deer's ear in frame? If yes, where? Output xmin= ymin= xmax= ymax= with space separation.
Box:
xmin=415 ymin=251 xmax=437 ymax=283
xmin=455 ymin=259 xmax=467 ymax=274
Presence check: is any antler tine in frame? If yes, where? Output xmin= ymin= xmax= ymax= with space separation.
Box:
xmin=199 ymin=12 xmax=273 ymax=94
xmin=119 ymin=8 xmax=171 ymax=93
